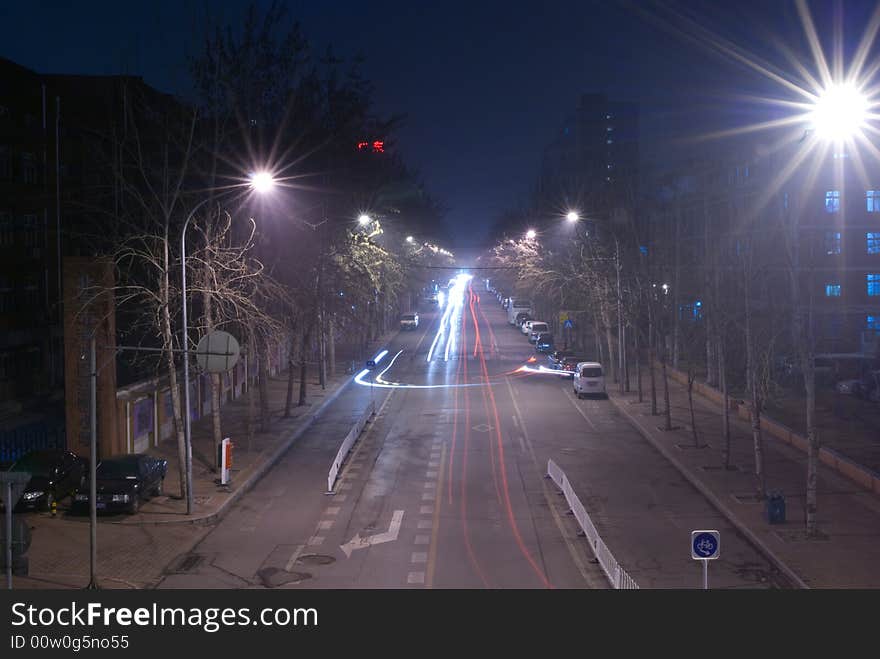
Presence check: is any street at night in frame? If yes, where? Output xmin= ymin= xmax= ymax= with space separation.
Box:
xmin=1 ymin=2 xmax=880 ymax=652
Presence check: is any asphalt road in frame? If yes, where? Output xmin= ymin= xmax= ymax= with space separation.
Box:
xmin=157 ymin=279 xmax=783 ymax=589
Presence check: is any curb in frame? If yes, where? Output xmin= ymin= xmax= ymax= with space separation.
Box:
xmin=607 ymin=391 xmax=810 ymax=590
xmin=120 ymin=335 xmax=396 ymax=527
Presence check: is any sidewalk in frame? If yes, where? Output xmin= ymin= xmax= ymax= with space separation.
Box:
xmin=11 ymin=334 xmax=394 ymax=588
xmin=608 ymin=371 xmax=880 ymax=588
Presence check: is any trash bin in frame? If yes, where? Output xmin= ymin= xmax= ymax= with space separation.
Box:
xmin=766 ymin=492 xmax=785 ymax=524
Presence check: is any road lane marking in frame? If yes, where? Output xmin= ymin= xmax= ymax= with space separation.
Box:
xmin=307 ymin=536 xmax=324 ymax=546
xmin=420 ymin=505 xmax=434 ymax=514
xmin=340 ymin=509 xmax=405 ymax=558
xmin=414 ymin=535 xmax=430 ymax=545
xmin=563 ymin=387 xmax=597 ymax=431
xmin=426 ymin=443 xmax=447 ymax=588
xmin=317 ymin=520 xmax=334 ymax=530
xmin=325 ymin=506 xmax=340 ymax=515
xmin=417 ymin=520 xmax=433 ymax=529
xmin=407 ymin=571 xmax=426 ymax=584
xmin=424 ymin=482 xmax=436 ymax=489
xmin=411 ymin=552 xmax=428 ymax=563
xmin=426 ymin=470 xmax=438 ymax=478
xmin=512 ymin=415 xmax=519 ymax=428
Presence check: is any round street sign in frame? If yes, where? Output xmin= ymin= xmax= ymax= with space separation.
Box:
xmin=195 ymin=330 xmax=241 ymax=373
xmin=365 ymin=360 xmax=377 ymax=370
xmin=691 ymin=530 xmax=720 ymax=560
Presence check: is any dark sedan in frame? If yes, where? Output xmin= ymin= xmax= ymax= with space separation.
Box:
xmin=557 ymin=355 xmax=588 ymax=375
xmin=72 ymin=454 xmax=167 ymax=515
xmin=535 ymin=332 xmax=555 ymax=353
xmin=6 ymin=449 xmax=87 ymax=512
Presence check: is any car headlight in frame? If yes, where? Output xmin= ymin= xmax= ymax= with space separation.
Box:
xmin=22 ymin=491 xmax=43 ymax=500
xmin=75 ymin=494 xmax=88 ymax=502
xmin=111 ymin=494 xmax=130 ymax=503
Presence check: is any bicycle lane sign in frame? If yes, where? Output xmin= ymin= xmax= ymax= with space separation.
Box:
xmin=691 ymin=530 xmax=720 ymax=560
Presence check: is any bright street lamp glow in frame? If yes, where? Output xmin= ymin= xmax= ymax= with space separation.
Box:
xmin=566 ymin=211 xmax=579 ymax=222
xmin=526 ymin=229 xmax=537 ymax=240
xmin=809 ymin=83 xmax=868 ymax=141
xmin=358 ymin=214 xmax=372 ymax=225
xmin=406 ymin=235 xmax=414 ymax=243
xmin=249 ymin=172 xmax=275 ymax=193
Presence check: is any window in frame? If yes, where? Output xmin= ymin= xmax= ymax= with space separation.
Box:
xmin=0 ymin=276 xmax=12 ymax=313
xmin=825 ymin=231 xmax=842 ymax=255
xmin=868 ymin=233 xmax=880 ymax=254
xmin=868 ymin=315 xmax=880 ymax=331
xmin=825 ymin=190 xmax=840 ymax=213
xmin=22 ymin=214 xmax=40 ymax=247
xmin=868 ymin=273 xmax=880 ymax=296
xmin=867 ymin=190 xmax=880 ymax=212
xmin=825 ymin=283 xmax=841 ymax=297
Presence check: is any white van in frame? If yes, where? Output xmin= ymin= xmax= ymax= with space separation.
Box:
xmin=507 ymin=299 xmax=532 ymax=324
xmin=572 ymin=362 xmax=606 ymax=398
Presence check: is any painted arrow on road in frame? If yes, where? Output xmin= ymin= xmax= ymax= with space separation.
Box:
xmin=340 ymin=510 xmax=405 ymax=558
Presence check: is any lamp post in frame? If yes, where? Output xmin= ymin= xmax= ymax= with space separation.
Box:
xmin=180 ymin=172 xmax=274 ymax=515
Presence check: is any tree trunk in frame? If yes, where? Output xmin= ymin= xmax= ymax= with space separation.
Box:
xmin=162 ymin=302 xmax=187 ymax=501
xmin=706 ymin=317 xmax=716 ymax=386
xmin=284 ymin=332 xmax=296 ymax=418
xmin=805 ymin=366 xmax=819 ymax=534
xmin=298 ymin=324 xmax=312 ymax=407
xmin=719 ymin=336 xmax=731 ymax=469
xmin=750 ymin=376 xmax=766 ymax=499
xmin=635 ymin=327 xmax=643 ymax=403
xmin=246 ymin=351 xmax=255 ymax=452
xmin=258 ymin=342 xmax=270 ymax=432
xmin=672 ymin=209 xmax=681 ymax=369
xmin=604 ymin=318 xmax=617 ymax=384
xmin=688 ymin=368 xmax=699 ymax=446
xmin=328 ymin=316 xmax=336 ymax=379
xmin=649 ymin=306 xmax=658 ymax=415
xmin=661 ymin=341 xmax=672 ymax=431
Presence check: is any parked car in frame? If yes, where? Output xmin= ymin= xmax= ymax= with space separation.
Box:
xmin=72 ymin=454 xmax=168 ymax=515
xmin=400 ymin=312 xmax=419 ymax=330
xmin=514 ymin=311 xmax=531 ymax=328
xmin=572 ymin=362 xmax=606 ymax=398
xmin=6 ymin=449 xmax=88 ymax=512
xmin=528 ymin=322 xmax=550 ymax=343
xmin=521 ymin=319 xmax=533 ymax=335
xmin=557 ymin=355 xmax=588 ymax=375
xmin=836 ymin=370 xmax=880 ymax=400
xmin=535 ymin=332 xmax=555 ymax=353
xmin=548 ymin=349 xmax=575 ymax=367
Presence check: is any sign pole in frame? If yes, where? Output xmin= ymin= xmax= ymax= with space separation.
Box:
xmin=703 ymin=559 xmax=708 ymax=590
xmin=691 ymin=529 xmax=720 ymax=590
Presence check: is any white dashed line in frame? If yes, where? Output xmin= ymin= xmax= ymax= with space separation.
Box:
xmin=414 ymin=535 xmax=430 ymax=545
xmin=317 ymin=520 xmax=334 ymax=530
xmin=420 ymin=505 xmax=434 ymax=515
xmin=424 ymin=482 xmax=436 ymax=489
xmin=325 ymin=506 xmax=340 ymax=515
xmin=411 ymin=552 xmax=428 ymax=563
xmin=426 ymin=470 xmax=438 ymax=478
xmin=422 ymin=493 xmax=435 ymax=501
xmin=417 ymin=520 xmax=433 ymax=529
xmin=308 ymin=536 xmax=325 ymax=546
xmin=407 ymin=572 xmax=426 ymax=584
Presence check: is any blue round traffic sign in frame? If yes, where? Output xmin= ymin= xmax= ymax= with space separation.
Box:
xmin=691 ymin=531 xmax=719 ymax=559
xmin=365 ymin=360 xmax=376 ymax=370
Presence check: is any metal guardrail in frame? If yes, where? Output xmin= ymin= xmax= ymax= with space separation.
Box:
xmin=547 ymin=458 xmax=639 ymax=589
xmin=326 ymin=400 xmax=376 ymax=493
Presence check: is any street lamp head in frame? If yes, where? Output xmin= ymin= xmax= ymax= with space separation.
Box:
xmin=809 ymin=83 xmax=868 ymax=141
xmin=526 ymin=229 xmax=537 ymax=240
xmin=566 ymin=211 xmax=580 ymax=222
xmin=406 ymin=235 xmax=414 ymax=243
xmin=358 ymin=214 xmax=372 ymax=225
xmin=249 ymin=171 xmax=275 ymax=194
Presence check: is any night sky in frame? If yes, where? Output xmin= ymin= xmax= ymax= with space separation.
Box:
xmin=1 ymin=1 xmax=870 ymax=246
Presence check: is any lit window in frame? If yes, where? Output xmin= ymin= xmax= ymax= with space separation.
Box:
xmin=606 ymin=139 xmax=613 ymax=144
xmin=825 ymin=283 xmax=841 ymax=297
xmin=868 ymin=315 xmax=880 ymax=331
xmin=868 ymin=273 xmax=880 ymax=296
xmin=868 ymin=233 xmax=880 ymax=254
xmin=825 ymin=231 xmax=841 ymax=254
xmin=825 ymin=190 xmax=840 ymax=213
xmin=868 ymin=190 xmax=880 ymax=212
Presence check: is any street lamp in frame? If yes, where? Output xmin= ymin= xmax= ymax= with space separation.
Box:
xmin=526 ymin=229 xmax=537 ymax=240
xmin=809 ymin=83 xmax=868 ymax=141
xmin=358 ymin=214 xmax=372 ymax=225
xmin=406 ymin=235 xmax=414 ymax=243
xmin=566 ymin=211 xmax=580 ymax=222
xmin=180 ymin=173 xmax=273 ymax=514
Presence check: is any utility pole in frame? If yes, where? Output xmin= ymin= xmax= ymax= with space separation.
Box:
xmin=87 ymin=334 xmax=97 ymax=589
